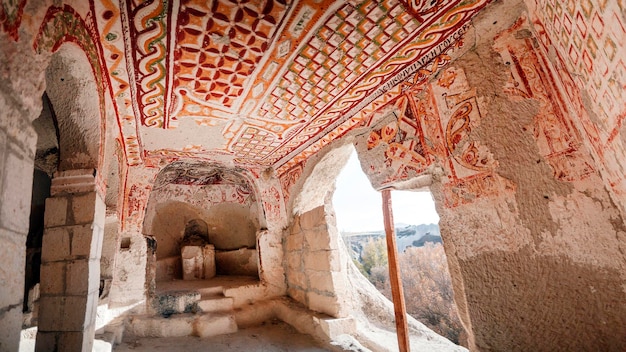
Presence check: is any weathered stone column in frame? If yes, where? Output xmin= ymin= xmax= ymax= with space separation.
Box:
xmin=0 ymin=110 xmax=38 ymax=351
xmin=36 ymin=170 xmax=105 ymax=352
xmin=0 ymin=22 xmax=48 ymax=349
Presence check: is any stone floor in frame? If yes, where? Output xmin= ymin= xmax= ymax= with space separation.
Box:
xmin=114 ymin=320 xmax=331 ymax=352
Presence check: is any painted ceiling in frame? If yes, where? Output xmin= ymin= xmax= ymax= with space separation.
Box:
xmin=96 ymin=0 xmax=490 ymax=169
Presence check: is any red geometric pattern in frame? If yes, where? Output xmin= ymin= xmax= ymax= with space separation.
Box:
xmin=400 ymin=0 xmax=448 ymax=21
xmin=174 ymin=0 xmax=290 ymax=108
xmin=98 ymin=0 xmax=491 ymax=169
xmin=126 ymin=0 xmax=170 ymax=128
xmin=231 ymin=0 xmax=468 ymax=164
xmin=260 ymin=0 xmax=488 ymax=168
xmin=527 ymin=0 xmax=626 ymax=138
xmin=257 ymin=0 xmax=419 ymax=121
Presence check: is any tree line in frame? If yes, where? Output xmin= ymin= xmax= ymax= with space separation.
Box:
xmin=355 ymin=239 xmax=465 ymax=345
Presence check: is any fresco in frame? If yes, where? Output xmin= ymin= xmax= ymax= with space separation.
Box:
xmin=494 ymin=17 xmax=596 ymax=182
xmin=0 ymin=0 xmax=26 ymax=40
xmin=525 ymin=0 xmax=626 ymax=206
xmin=66 ymin=0 xmax=490 ymax=168
xmin=352 ymin=62 xmax=509 ymax=208
xmin=526 ymin=0 xmax=625 ymax=132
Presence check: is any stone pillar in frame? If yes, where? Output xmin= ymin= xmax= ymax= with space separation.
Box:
xmin=36 ymin=170 xmax=105 ymax=352
xmin=284 ymin=203 xmax=350 ymax=318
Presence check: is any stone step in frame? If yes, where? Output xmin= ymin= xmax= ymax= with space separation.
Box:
xmin=128 ymin=312 xmax=238 ymax=338
xmin=104 ymin=319 xmax=125 ymax=345
xmin=93 ymin=333 xmax=114 ymax=352
xmin=195 ymin=313 xmax=238 ymax=338
xmin=197 ymin=294 xmax=234 ymax=313
xmin=197 ymin=285 xmax=224 ymax=296
xmin=152 ymin=291 xmax=201 ymax=316
xmin=129 ymin=313 xmax=195 ymax=337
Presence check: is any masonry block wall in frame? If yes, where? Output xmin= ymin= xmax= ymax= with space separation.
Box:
xmin=36 ymin=171 xmax=105 ymax=352
xmin=284 ymin=204 xmax=349 ymax=318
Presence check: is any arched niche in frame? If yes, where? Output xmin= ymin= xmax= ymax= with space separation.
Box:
xmin=143 ymin=161 xmax=263 ymax=282
xmin=32 ymin=35 xmax=110 ymax=352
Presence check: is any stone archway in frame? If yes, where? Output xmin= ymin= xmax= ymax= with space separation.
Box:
xmin=35 ymin=42 xmax=107 ymax=352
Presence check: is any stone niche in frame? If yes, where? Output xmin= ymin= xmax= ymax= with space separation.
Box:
xmin=143 ymin=162 xmax=262 ymax=284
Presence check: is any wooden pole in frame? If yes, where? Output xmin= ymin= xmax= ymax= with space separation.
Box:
xmin=382 ymin=189 xmax=410 ymax=352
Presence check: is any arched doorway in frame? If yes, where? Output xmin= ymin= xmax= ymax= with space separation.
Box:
xmin=33 ymin=42 xmax=107 ymax=352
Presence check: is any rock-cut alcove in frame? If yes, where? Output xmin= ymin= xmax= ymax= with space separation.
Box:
xmin=143 ymin=162 xmax=263 ymax=288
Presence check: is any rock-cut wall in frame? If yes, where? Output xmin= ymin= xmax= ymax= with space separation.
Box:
xmin=349 ymin=1 xmax=626 ymax=350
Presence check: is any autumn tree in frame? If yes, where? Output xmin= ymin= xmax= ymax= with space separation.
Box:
xmin=399 ymin=243 xmax=462 ymax=344
xmin=357 ymin=240 xmax=463 ymax=344
xmin=359 ymin=238 xmax=387 ymax=275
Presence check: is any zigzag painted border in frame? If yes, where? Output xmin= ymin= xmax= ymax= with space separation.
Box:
xmin=126 ymin=0 xmax=172 ymax=128
xmin=95 ymin=0 xmax=144 ymax=166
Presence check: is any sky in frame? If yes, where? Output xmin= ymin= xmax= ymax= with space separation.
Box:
xmin=332 ymin=149 xmax=440 ymax=233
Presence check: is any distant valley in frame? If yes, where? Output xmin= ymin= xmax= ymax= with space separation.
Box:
xmin=341 ymin=223 xmax=441 ymax=260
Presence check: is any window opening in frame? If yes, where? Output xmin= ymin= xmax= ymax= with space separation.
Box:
xmin=333 ymin=149 xmax=464 ymax=345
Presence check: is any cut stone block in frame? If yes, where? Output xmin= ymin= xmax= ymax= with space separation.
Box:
xmin=39 ymin=262 xmax=65 ymax=294
xmin=41 ymin=227 xmax=70 ymax=262
xmin=65 ymin=260 xmax=90 ymax=295
xmin=71 ymin=192 xmax=96 ymax=224
xmin=202 ymin=245 xmax=216 ymax=279
xmin=306 ymin=291 xmax=341 ymax=318
xmin=70 ymin=224 xmax=100 ymax=259
xmin=285 ymin=233 xmax=304 ymax=251
xmin=304 ymin=250 xmax=340 ymax=272
xmin=129 ymin=314 xmax=195 ymax=337
xmin=306 ymin=270 xmax=336 ymax=293
xmin=286 ymin=252 xmax=302 ymax=270
xmin=194 ymin=313 xmax=238 ymax=338
xmin=286 ymin=269 xmax=306 ymax=289
xmin=43 ymin=196 xmax=67 ymax=228
xmin=181 ymin=246 xmax=202 ymax=280
xmin=316 ymin=317 xmax=357 ymax=339
xmin=233 ymin=301 xmax=276 ymax=328
xmin=181 ymin=244 xmax=216 ymax=280
xmin=299 ymin=206 xmax=325 ymax=230
xmin=197 ymin=295 xmax=234 ymax=313
xmin=304 ymin=226 xmax=337 ymax=251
